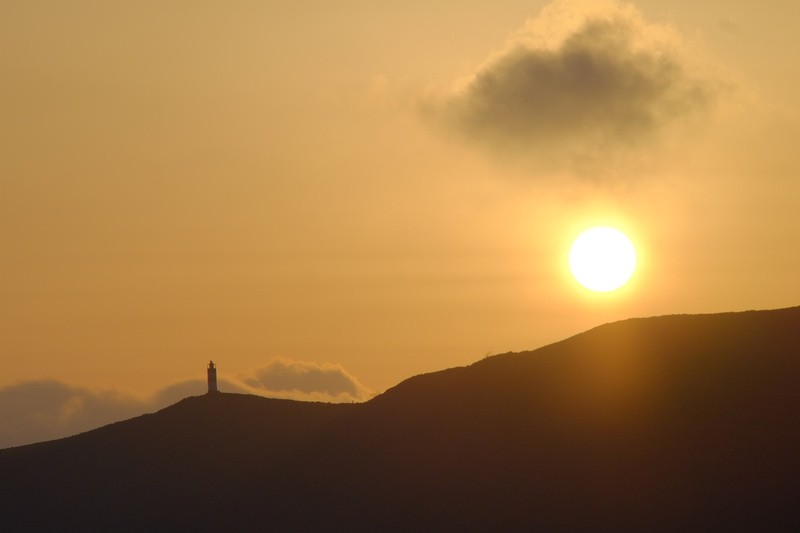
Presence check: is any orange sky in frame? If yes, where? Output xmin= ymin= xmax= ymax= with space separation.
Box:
xmin=2 ymin=0 xmax=799 ymax=432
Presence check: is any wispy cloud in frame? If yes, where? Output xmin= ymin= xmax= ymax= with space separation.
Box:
xmin=423 ymin=0 xmax=720 ymax=175
xmin=239 ymin=358 xmax=372 ymax=402
xmin=0 ymin=358 xmax=371 ymax=449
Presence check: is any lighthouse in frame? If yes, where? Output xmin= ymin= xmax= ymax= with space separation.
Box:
xmin=207 ymin=361 xmax=218 ymax=394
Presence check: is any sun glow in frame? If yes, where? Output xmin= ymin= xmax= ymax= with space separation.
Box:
xmin=569 ymin=227 xmax=637 ymax=292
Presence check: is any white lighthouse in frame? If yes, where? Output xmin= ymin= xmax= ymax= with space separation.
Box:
xmin=207 ymin=361 xmax=218 ymax=394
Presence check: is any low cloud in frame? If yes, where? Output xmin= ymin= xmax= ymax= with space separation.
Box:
xmin=148 ymin=377 xmax=255 ymax=407
xmin=0 ymin=358 xmax=371 ymax=449
xmin=240 ymin=358 xmax=371 ymax=402
xmin=425 ymin=0 xmax=720 ymax=174
xmin=0 ymin=380 xmax=143 ymax=449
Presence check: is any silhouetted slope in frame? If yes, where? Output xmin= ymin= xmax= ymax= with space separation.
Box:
xmin=352 ymin=306 xmax=800 ymax=529
xmin=2 ymin=306 xmax=800 ymax=530
xmin=0 ymin=394 xmax=356 ymax=530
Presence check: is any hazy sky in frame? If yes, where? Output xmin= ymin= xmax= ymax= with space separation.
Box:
xmin=2 ymin=0 xmax=799 ymax=446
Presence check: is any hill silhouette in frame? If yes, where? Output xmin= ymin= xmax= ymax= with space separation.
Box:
xmin=2 ymin=306 xmax=800 ymax=530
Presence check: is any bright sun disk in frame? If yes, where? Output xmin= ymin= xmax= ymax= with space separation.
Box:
xmin=569 ymin=226 xmax=637 ymax=292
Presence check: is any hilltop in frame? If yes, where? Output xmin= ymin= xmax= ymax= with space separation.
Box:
xmin=2 ymin=306 xmax=800 ymax=530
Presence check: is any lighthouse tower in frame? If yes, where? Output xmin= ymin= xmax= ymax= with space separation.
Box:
xmin=207 ymin=361 xmax=218 ymax=394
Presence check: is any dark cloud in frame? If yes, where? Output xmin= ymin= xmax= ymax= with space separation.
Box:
xmin=427 ymin=0 xmax=716 ymax=170
xmin=242 ymin=358 xmax=370 ymax=401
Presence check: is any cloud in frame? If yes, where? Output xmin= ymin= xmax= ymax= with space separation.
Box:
xmin=240 ymin=358 xmax=372 ymax=402
xmin=0 ymin=359 xmax=371 ymax=449
xmin=0 ymin=380 xmax=144 ymax=449
xmin=424 ymin=0 xmax=719 ymax=174
xmin=149 ymin=378 xmax=254 ymax=407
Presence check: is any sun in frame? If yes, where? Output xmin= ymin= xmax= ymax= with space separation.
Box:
xmin=569 ymin=227 xmax=637 ymax=292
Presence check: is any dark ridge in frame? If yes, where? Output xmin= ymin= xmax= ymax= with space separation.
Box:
xmin=2 ymin=306 xmax=800 ymax=530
